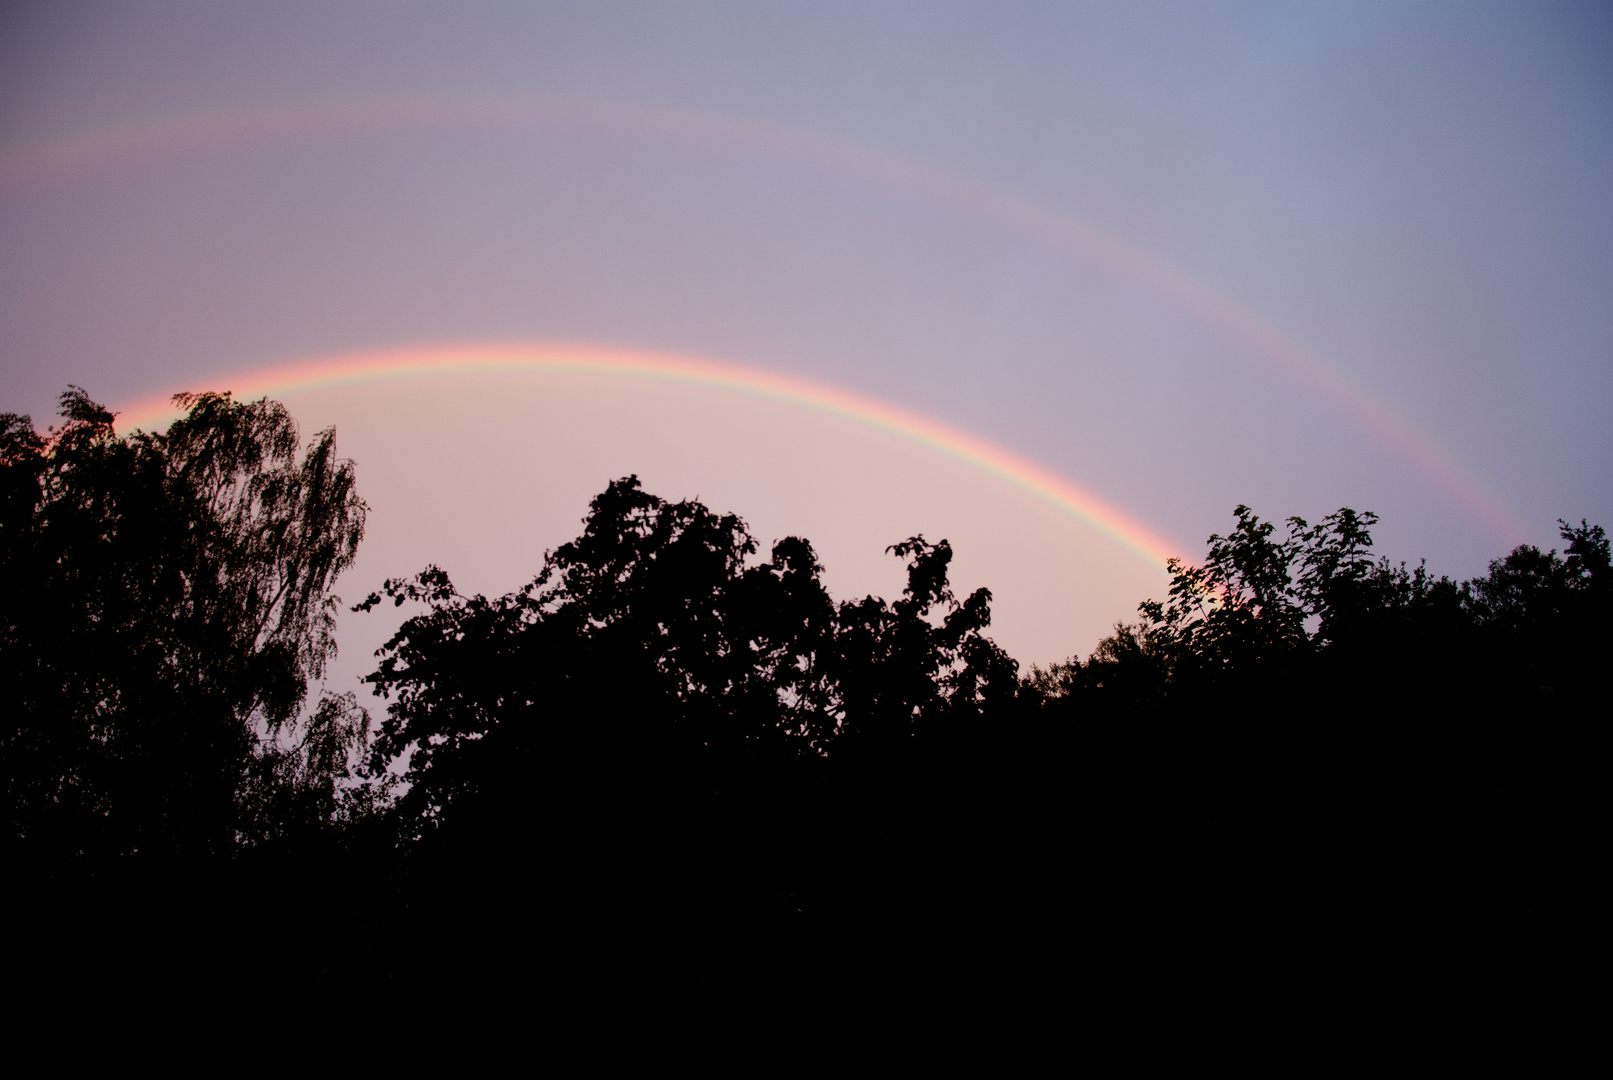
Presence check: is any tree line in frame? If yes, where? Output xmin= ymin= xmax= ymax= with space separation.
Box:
xmin=3 ymin=389 xmax=1603 ymax=992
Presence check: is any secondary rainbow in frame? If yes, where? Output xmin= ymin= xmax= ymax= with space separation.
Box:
xmin=112 ymin=343 xmax=1185 ymax=572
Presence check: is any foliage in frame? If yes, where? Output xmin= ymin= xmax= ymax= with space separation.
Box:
xmin=358 ymin=475 xmax=1018 ymax=832
xmin=4 ymin=386 xmax=1603 ymax=991
xmin=1039 ymin=505 xmax=1610 ymax=719
xmin=0 ymin=388 xmax=371 ymax=862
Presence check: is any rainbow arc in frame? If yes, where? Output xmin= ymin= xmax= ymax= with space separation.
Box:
xmin=113 ymin=343 xmax=1186 ymax=572
xmin=4 ymin=93 xmax=1531 ymax=542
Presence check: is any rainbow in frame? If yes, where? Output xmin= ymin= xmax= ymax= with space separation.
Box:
xmin=112 ymin=343 xmax=1186 ymax=572
xmin=1 ymin=93 xmax=1532 ymax=542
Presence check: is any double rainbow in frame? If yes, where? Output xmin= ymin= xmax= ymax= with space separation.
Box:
xmin=7 ymin=93 xmax=1532 ymax=543
xmin=6 ymin=91 xmax=1529 ymax=544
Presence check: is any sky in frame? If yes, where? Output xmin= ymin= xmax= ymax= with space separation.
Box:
xmin=2 ymin=1 xmax=1609 ymax=683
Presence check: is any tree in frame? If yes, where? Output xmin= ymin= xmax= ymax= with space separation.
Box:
xmin=1017 ymin=505 xmax=1608 ymax=981
xmin=352 ymin=476 xmax=1030 ymax=957
xmin=833 ymin=535 xmax=1018 ymax=758
xmin=360 ymin=476 xmax=1021 ymax=830
xmin=358 ymin=477 xmax=837 ymax=829
xmin=1 ymin=388 xmax=370 ymax=865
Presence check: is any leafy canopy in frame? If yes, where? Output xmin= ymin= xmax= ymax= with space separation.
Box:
xmin=1 ymin=388 xmax=370 ymax=859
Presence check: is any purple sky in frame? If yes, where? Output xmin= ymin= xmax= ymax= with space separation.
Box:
xmin=2 ymin=1 xmax=1609 ymax=673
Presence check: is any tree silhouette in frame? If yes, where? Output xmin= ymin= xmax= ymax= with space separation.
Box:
xmin=6 ymin=388 xmax=1602 ymax=996
xmin=2 ymin=392 xmax=370 ymax=840
xmin=354 ymin=476 xmax=1032 ymax=963
xmin=360 ymin=476 xmax=1019 ymax=814
xmin=1 ymin=388 xmax=381 ymax=994
xmin=1019 ymin=508 xmax=1608 ymax=984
